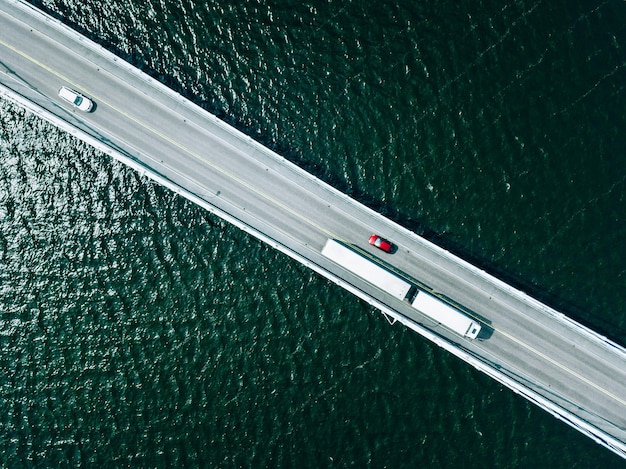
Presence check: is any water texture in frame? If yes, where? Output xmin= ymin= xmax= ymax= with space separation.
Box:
xmin=0 ymin=0 xmax=625 ymax=466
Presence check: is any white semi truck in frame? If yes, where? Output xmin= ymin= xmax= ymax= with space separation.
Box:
xmin=321 ymin=239 xmax=481 ymax=339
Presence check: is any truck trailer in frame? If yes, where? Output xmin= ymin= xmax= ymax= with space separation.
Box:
xmin=321 ymin=239 xmax=413 ymax=301
xmin=410 ymin=290 xmax=481 ymax=339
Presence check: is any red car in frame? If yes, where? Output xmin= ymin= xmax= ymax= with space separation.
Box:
xmin=369 ymin=234 xmax=394 ymax=253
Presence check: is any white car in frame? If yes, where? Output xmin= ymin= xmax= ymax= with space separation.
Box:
xmin=58 ymin=86 xmax=94 ymax=112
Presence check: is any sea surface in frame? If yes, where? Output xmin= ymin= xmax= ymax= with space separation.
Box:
xmin=1 ymin=0 xmax=625 ymax=466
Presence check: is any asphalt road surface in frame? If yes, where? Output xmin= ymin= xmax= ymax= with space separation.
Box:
xmin=1 ymin=0 xmax=624 ymax=457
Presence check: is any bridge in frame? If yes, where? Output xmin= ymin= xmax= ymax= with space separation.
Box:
xmin=1 ymin=0 xmax=625 ymax=459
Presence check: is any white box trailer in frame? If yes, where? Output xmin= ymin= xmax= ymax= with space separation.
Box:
xmin=321 ymin=239 xmax=413 ymax=301
xmin=410 ymin=291 xmax=481 ymax=339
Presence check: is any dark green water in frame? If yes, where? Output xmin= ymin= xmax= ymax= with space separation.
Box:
xmin=1 ymin=0 xmax=625 ymax=466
